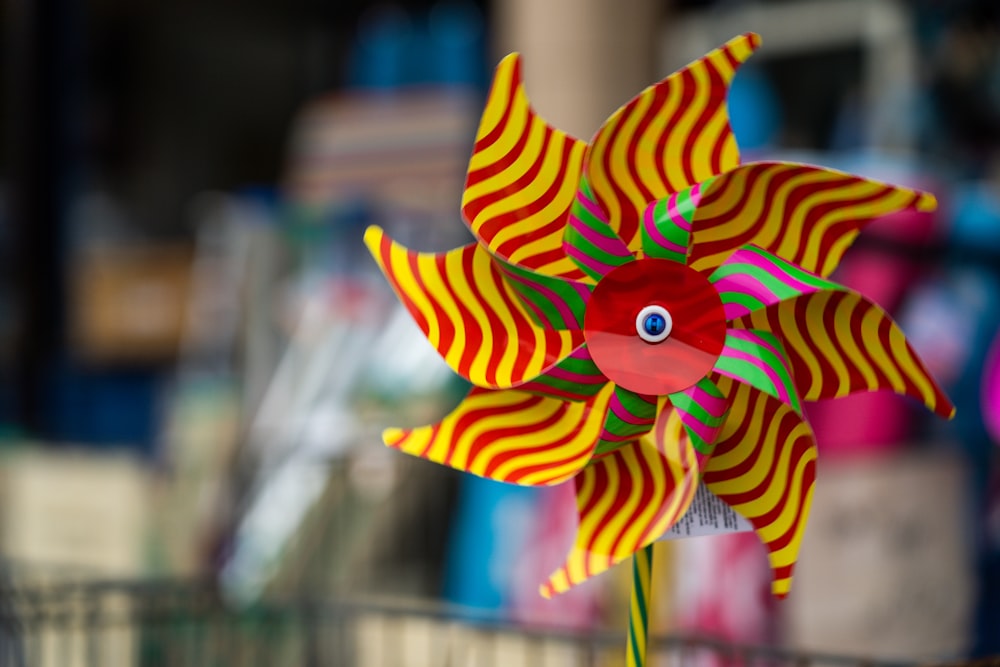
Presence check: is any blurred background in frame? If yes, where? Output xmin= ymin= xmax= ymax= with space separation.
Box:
xmin=1 ymin=0 xmax=1000 ymax=664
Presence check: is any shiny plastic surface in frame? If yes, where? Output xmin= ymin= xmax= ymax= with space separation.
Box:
xmin=584 ymin=259 xmax=726 ymax=396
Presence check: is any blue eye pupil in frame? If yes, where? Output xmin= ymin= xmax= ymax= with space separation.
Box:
xmin=643 ymin=313 xmax=666 ymax=336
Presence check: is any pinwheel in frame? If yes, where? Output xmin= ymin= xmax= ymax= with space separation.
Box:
xmin=365 ymin=33 xmax=954 ymax=665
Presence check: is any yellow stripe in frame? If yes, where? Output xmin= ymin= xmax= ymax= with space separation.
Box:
xmin=832 ymin=292 xmax=879 ymax=391
xmin=634 ymin=79 xmax=679 ymax=212
xmin=772 ymin=172 xmax=858 ymax=260
xmin=487 ymin=130 xmax=578 ymax=249
xmin=366 ymin=228 xmax=581 ymax=389
xmin=767 ymin=450 xmax=817 ymax=566
xmin=888 ymin=321 xmax=938 ymax=409
xmin=704 ymin=385 xmax=817 ymax=598
xmin=481 ymin=384 xmax=614 ymax=482
xmin=475 ymin=55 xmax=519 ymax=141
xmin=390 ymin=388 xmax=608 ymax=486
xmin=463 ymin=97 xmax=536 ymax=207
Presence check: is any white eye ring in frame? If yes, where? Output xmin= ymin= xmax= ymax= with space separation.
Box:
xmin=636 ymin=305 xmax=672 ymax=344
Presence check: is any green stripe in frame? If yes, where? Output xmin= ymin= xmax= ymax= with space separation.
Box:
xmin=642 ymin=196 xmax=691 ymax=263
xmin=745 ymin=245 xmax=840 ymax=288
xmin=499 ymin=259 xmax=590 ymax=330
xmin=595 ymin=389 xmax=656 ymax=455
xmin=525 ymin=352 xmax=607 ymax=400
xmin=719 ymin=289 xmax=766 ymax=313
xmin=717 ymin=333 xmax=801 ymax=413
xmin=672 ymin=186 xmax=697 ymax=222
xmin=527 ymin=373 xmax=605 ymax=399
xmin=685 ymin=427 xmax=714 ymax=456
xmin=655 ymin=200 xmax=690 ymax=246
xmin=670 ymin=392 xmax=724 ymax=428
xmin=627 ymin=544 xmax=653 ymax=667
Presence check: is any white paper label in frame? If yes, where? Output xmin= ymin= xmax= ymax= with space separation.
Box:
xmin=661 ymin=482 xmax=752 ymax=539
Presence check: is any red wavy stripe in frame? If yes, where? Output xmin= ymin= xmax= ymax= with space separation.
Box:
xmin=463 ymin=115 xmax=535 ymax=222
xmin=377 ymin=235 xmax=429 ymax=333
xmin=445 ymin=393 xmax=541 ymax=458
xmin=760 ymin=456 xmax=815 ymax=554
xmin=606 ymin=446 xmax=657 ymax=559
xmin=451 ymin=248 xmax=493 ymax=380
xmin=786 ymin=188 xmax=903 ymax=267
xmin=580 ymin=458 xmax=637 ymax=563
xmin=681 ymin=59 xmax=725 ymax=187
xmin=596 ymin=116 xmax=633 ymax=243
xmin=404 ymin=248 xmax=458 ymax=361
xmin=470 ymin=61 xmax=519 ymax=157
xmin=625 ymin=86 xmax=666 ymax=210
xmin=654 ymin=68 xmax=696 ymax=196
xmin=473 ymin=124 xmax=556 ymax=241
xmin=711 ymin=412 xmax=802 ymax=507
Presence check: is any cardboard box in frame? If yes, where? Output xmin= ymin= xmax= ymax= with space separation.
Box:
xmin=0 ymin=448 xmax=150 ymax=574
xmin=0 ymin=448 xmax=151 ymax=667
xmin=783 ymin=451 xmax=974 ymax=661
xmin=69 ymin=245 xmax=192 ymax=364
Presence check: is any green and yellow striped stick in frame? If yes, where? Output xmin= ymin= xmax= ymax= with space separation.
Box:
xmin=626 ymin=543 xmax=654 ymax=667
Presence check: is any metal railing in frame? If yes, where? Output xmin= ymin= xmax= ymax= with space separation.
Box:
xmin=2 ymin=575 xmax=991 ymax=667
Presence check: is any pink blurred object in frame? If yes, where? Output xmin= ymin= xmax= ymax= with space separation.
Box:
xmin=984 ymin=330 xmax=1000 ymax=444
xmin=675 ymin=533 xmax=777 ymax=664
xmin=810 ymin=207 xmax=940 ymax=458
xmin=508 ymin=483 xmax=605 ymax=630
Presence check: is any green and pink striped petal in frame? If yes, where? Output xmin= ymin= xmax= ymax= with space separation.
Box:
xmin=496 ymin=257 xmax=593 ymax=330
xmin=516 ymin=345 xmax=610 ymax=402
xmin=709 ymin=245 xmax=844 ymax=321
xmin=640 ymin=180 xmax=711 ymax=263
xmin=564 ymin=177 xmax=635 ymax=281
xmin=713 ymin=329 xmax=802 ymax=414
xmin=666 ymin=375 xmax=729 ymax=461
xmin=593 ymin=386 xmax=658 ymax=456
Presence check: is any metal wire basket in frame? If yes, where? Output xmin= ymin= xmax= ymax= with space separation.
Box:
xmin=3 ymin=572 xmax=995 ymax=667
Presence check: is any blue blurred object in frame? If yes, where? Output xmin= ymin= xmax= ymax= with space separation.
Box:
xmin=952 ymin=181 xmax=1000 ymax=252
xmin=44 ymin=358 xmax=162 ymax=455
xmin=728 ymin=65 xmax=781 ymax=151
xmin=350 ymin=2 xmax=486 ymax=89
xmin=442 ymin=475 xmax=539 ymax=611
xmin=428 ymin=3 xmax=486 ymax=88
xmin=351 ymin=6 xmax=414 ymax=89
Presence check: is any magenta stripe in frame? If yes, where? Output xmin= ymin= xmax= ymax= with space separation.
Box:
xmin=577 ymin=190 xmax=609 ymax=221
xmin=682 ymin=385 xmax=727 ymax=419
xmin=571 ymin=280 xmax=593 ymax=305
xmin=568 ymin=214 xmax=632 ymax=257
xmin=665 ymin=194 xmax=689 ymax=233
xmin=609 ymin=393 xmax=654 ymax=426
xmin=668 ymin=186 xmax=699 ymax=232
xmin=564 ymin=241 xmax=620 ymax=277
xmin=717 ymin=340 xmax=792 ymax=404
xmin=598 ymin=430 xmax=634 ymax=443
xmin=642 ymin=201 xmax=686 ymax=255
xmin=545 ymin=365 xmax=607 ymax=385
xmin=714 ymin=272 xmax=781 ymax=320
xmin=676 ymin=408 xmax=717 ymax=444
xmin=738 ymin=249 xmax=825 ymax=293
xmin=500 ymin=267 xmax=581 ymax=329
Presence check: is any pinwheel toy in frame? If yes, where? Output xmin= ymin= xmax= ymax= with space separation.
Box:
xmin=365 ymin=33 xmax=954 ymax=666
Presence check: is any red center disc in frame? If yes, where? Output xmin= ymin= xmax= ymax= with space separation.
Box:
xmin=583 ymin=258 xmax=727 ymax=396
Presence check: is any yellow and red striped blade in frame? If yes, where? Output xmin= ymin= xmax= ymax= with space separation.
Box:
xmin=733 ymin=289 xmax=954 ymax=418
xmin=462 ymin=53 xmax=589 ymax=280
xmin=541 ymin=404 xmax=699 ymax=597
xmin=585 ymin=33 xmax=760 ymax=254
xmin=686 ymin=162 xmax=936 ymax=276
xmin=383 ymin=385 xmax=614 ymax=486
xmin=365 ymin=227 xmax=584 ymax=389
xmin=702 ymin=378 xmax=817 ymax=597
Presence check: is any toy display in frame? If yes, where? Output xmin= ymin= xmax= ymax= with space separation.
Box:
xmin=365 ymin=33 xmax=954 ymax=666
